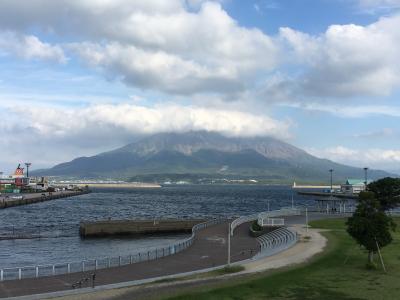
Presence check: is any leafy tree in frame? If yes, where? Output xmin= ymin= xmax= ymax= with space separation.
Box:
xmin=367 ymin=177 xmax=400 ymax=211
xmin=346 ymin=192 xmax=396 ymax=265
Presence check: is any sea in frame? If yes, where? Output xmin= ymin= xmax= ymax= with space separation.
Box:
xmin=0 ymin=185 xmax=317 ymax=268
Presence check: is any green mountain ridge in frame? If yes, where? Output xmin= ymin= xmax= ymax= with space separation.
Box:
xmin=32 ymin=131 xmax=394 ymax=183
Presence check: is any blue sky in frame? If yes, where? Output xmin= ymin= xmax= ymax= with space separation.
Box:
xmin=0 ymin=0 xmax=400 ymax=173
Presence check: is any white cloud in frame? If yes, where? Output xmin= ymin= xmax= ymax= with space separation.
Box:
xmin=279 ymin=14 xmax=400 ymax=98
xmin=281 ymin=102 xmax=400 ymax=118
xmin=307 ymin=146 xmax=400 ymax=170
xmin=0 ymin=31 xmax=66 ymax=63
xmin=0 ymin=102 xmax=291 ymax=169
xmin=357 ymin=0 xmax=400 ymax=12
xmin=10 ymin=103 xmax=290 ymax=139
xmin=0 ymin=0 xmax=278 ymax=95
xmin=352 ymin=128 xmax=396 ymax=138
xmin=1 ymin=0 xmax=400 ymax=101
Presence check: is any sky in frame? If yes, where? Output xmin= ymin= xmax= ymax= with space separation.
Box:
xmin=0 ymin=0 xmax=400 ymax=174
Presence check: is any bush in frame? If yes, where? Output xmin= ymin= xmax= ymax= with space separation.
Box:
xmin=251 ymin=220 xmax=262 ymax=232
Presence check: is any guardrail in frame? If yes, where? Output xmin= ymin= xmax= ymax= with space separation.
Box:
xmin=230 ymin=207 xmax=301 ymax=236
xmin=254 ymin=227 xmax=298 ymax=259
xmin=258 ymin=217 xmax=285 ymax=227
xmin=0 ymin=218 xmax=225 ymax=282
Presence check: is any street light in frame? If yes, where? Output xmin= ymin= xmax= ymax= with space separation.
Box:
xmin=329 ymin=169 xmax=334 ymax=193
xmin=24 ymin=163 xmax=32 ymax=178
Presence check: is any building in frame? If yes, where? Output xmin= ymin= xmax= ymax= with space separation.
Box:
xmin=0 ymin=164 xmax=48 ymax=193
xmin=341 ymin=179 xmax=372 ymax=194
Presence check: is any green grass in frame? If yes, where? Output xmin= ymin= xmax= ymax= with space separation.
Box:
xmin=165 ymin=218 xmax=400 ymax=300
xmin=213 ymin=265 xmax=245 ymax=275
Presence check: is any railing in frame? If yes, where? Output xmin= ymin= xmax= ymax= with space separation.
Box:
xmin=255 ymin=227 xmax=298 ymax=259
xmin=0 ymin=218 xmax=225 ymax=282
xmin=230 ymin=207 xmax=301 ymax=235
xmin=258 ymin=217 xmax=284 ymax=227
xmin=230 ymin=212 xmax=259 ymax=236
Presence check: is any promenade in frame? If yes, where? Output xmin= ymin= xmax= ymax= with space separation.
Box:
xmin=0 ymin=221 xmax=259 ymax=298
xmin=0 ymin=212 xmax=347 ymax=299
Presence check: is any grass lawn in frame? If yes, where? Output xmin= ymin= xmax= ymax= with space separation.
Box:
xmin=165 ymin=218 xmax=400 ymax=300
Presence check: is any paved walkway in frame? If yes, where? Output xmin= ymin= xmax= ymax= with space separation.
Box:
xmin=0 ymin=221 xmax=259 ymax=299
xmin=50 ymin=220 xmax=331 ymax=300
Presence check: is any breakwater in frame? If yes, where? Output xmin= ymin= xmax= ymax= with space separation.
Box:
xmin=0 ymin=190 xmax=91 ymax=209
xmin=80 ymin=219 xmax=204 ymax=238
xmin=54 ymin=183 xmax=161 ymax=188
xmin=297 ymin=191 xmax=357 ymax=199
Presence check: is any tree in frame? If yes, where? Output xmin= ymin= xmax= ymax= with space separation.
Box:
xmin=346 ymin=192 xmax=396 ymax=265
xmin=367 ymin=177 xmax=400 ymax=211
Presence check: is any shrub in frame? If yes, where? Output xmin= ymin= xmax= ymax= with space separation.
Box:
xmin=251 ymin=220 xmax=262 ymax=232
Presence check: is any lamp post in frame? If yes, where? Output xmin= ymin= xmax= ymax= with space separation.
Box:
xmin=227 ymin=222 xmax=231 ymax=266
xmin=329 ymin=169 xmax=334 ymax=194
xmin=364 ymin=167 xmax=368 ymax=191
xmin=24 ymin=163 xmax=31 ymax=178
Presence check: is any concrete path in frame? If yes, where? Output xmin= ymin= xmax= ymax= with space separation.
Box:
xmin=49 ymin=222 xmax=330 ymax=300
xmin=0 ymin=221 xmax=259 ymax=299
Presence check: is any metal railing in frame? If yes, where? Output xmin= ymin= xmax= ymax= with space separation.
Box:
xmin=258 ymin=217 xmax=284 ymax=227
xmin=230 ymin=207 xmax=301 ymax=235
xmin=254 ymin=227 xmax=298 ymax=259
xmin=0 ymin=218 xmax=225 ymax=282
xmin=230 ymin=212 xmax=259 ymax=235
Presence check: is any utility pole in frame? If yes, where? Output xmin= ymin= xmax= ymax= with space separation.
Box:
xmin=25 ymin=163 xmax=32 ymax=178
xmin=329 ymin=169 xmax=334 ymax=193
xmin=305 ymin=207 xmax=309 ymax=233
xmin=291 ymin=192 xmax=294 ymax=209
xmin=267 ymin=200 xmax=270 ymax=212
xmin=364 ymin=167 xmax=369 ymax=191
xmin=227 ymin=222 xmax=231 ymax=266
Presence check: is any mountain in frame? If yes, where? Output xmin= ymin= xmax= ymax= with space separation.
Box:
xmin=32 ymin=131 xmax=393 ymax=183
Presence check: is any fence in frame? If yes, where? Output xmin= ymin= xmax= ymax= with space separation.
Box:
xmin=258 ymin=217 xmax=285 ymax=227
xmin=255 ymin=227 xmax=298 ymax=259
xmin=230 ymin=207 xmax=301 ymax=235
xmin=0 ymin=218 xmax=225 ymax=282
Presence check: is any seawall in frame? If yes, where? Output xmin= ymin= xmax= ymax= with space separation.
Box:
xmin=0 ymin=190 xmax=91 ymax=209
xmin=80 ymin=219 xmax=205 ymax=238
xmin=54 ymin=183 xmax=161 ymax=189
xmin=297 ymin=191 xmax=357 ymax=199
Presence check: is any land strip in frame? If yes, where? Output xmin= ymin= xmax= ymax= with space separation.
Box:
xmin=0 ymin=190 xmax=90 ymax=209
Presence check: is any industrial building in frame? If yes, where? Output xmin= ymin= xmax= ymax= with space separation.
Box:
xmin=0 ymin=164 xmax=49 ymax=194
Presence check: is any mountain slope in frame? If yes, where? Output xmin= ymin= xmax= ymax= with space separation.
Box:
xmin=32 ymin=131 xmax=393 ymax=183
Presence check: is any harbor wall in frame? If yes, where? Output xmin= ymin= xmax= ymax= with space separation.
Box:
xmin=0 ymin=190 xmax=91 ymax=209
xmin=297 ymin=191 xmax=357 ymax=199
xmin=54 ymin=183 xmax=161 ymax=188
xmin=80 ymin=219 xmax=204 ymax=237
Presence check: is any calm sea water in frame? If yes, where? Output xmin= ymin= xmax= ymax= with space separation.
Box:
xmin=0 ymin=185 xmax=315 ymax=268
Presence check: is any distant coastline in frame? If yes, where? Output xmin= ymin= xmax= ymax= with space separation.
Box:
xmin=53 ymin=182 xmax=161 ymax=188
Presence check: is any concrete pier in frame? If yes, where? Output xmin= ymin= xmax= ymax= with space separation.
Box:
xmin=297 ymin=191 xmax=357 ymax=199
xmin=53 ymin=183 xmax=161 ymax=189
xmin=80 ymin=219 xmax=204 ymax=238
xmin=0 ymin=190 xmax=91 ymax=209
